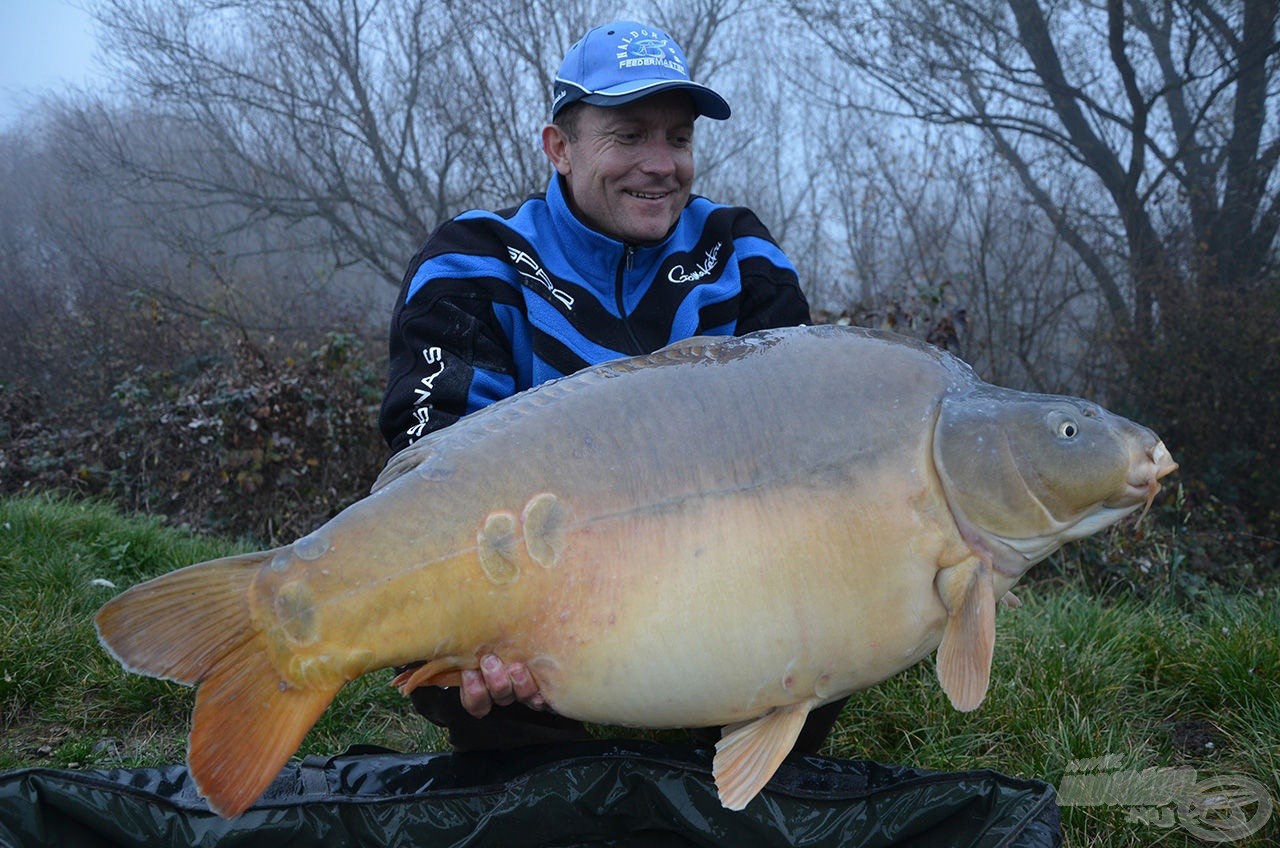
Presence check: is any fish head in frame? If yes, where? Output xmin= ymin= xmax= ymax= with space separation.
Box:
xmin=932 ymin=387 xmax=1177 ymax=574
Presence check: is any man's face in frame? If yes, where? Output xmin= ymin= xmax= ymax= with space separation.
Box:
xmin=543 ymin=92 xmax=696 ymax=244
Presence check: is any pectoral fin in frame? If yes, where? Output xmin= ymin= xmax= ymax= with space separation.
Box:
xmin=935 ymin=557 xmax=996 ymax=712
xmin=713 ymin=698 xmax=818 ymax=810
xmin=391 ymin=657 xmax=466 ymax=694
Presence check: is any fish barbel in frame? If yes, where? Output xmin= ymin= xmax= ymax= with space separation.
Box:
xmin=95 ymin=325 xmax=1177 ymax=816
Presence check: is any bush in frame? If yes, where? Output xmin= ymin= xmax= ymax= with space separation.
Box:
xmin=1032 ymin=480 xmax=1278 ymax=605
xmin=1 ymin=332 xmax=387 ymax=544
xmin=1122 ymin=281 xmax=1280 ymax=534
xmin=824 ymin=284 xmax=1279 ymax=600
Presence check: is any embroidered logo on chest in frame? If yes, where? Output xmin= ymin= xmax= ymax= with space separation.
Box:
xmin=508 ymin=246 xmax=575 ymax=309
xmin=668 ymin=241 xmax=723 ymax=285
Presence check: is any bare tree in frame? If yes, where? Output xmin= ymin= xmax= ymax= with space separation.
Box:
xmin=800 ymin=111 xmax=1105 ymax=394
xmin=790 ymin=0 xmax=1279 ymax=345
xmin=5 ymin=0 xmax=803 ymax=405
xmin=0 ymin=131 xmax=64 ymax=391
xmin=80 ymin=0 xmax=765 ymax=288
xmin=790 ymin=0 xmax=1280 ymax=521
xmin=80 ymin=0 xmax=567 ymax=284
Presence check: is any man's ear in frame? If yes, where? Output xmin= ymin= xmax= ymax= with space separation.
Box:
xmin=542 ymin=124 xmax=572 ymax=176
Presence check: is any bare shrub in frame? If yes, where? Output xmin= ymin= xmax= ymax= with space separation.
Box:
xmin=2 ymin=331 xmax=386 ymax=545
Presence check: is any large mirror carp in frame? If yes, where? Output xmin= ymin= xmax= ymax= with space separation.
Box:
xmin=96 ymin=325 xmax=1176 ymax=816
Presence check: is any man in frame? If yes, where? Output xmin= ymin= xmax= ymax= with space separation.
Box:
xmin=379 ymin=20 xmax=841 ymax=755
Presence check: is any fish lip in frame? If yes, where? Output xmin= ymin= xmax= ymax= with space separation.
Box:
xmin=1116 ymin=440 xmax=1178 ymax=515
xmin=1112 ymin=476 xmax=1158 ymax=509
xmin=1150 ymin=441 xmax=1178 ymax=480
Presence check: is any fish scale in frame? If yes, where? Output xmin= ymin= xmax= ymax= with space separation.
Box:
xmin=95 ymin=324 xmax=1176 ymax=817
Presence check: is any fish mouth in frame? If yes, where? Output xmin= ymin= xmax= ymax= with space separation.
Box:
xmin=1118 ymin=440 xmax=1178 ymax=521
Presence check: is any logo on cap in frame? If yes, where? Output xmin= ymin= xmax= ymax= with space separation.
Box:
xmin=616 ymin=29 xmax=684 ymax=74
xmin=551 ymin=20 xmax=730 ymax=120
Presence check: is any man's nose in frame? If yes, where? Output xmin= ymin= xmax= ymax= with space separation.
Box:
xmin=637 ymin=138 xmax=678 ymax=175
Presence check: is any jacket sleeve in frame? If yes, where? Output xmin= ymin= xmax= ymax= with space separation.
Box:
xmin=378 ymin=224 xmax=524 ymax=455
xmin=728 ymin=209 xmax=812 ymax=333
xmin=735 ymin=270 xmax=812 ymax=333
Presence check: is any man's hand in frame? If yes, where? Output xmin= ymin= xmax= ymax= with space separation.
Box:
xmin=459 ymin=654 xmax=547 ymax=718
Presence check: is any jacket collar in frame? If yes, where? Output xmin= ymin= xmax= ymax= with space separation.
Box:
xmin=546 ymin=173 xmax=680 ymax=263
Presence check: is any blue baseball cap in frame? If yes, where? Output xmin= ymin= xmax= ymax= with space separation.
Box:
xmin=552 ymin=21 xmax=731 ymax=120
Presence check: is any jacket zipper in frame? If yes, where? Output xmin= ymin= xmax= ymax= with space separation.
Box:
xmin=615 ymin=246 xmax=644 ymax=354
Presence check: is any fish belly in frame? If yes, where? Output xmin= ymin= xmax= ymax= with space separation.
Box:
xmin=470 ymin=473 xmax=954 ymax=729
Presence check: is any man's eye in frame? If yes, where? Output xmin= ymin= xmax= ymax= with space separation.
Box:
xmin=670 ymin=135 xmax=692 ymax=148
xmin=614 ymin=132 xmax=642 ymax=144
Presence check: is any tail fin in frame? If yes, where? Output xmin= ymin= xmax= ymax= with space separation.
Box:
xmin=95 ymin=550 xmax=341 ymax=817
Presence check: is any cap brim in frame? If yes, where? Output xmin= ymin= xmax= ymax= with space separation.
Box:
xmin=577 ymin=80 xmax=730 ymax=120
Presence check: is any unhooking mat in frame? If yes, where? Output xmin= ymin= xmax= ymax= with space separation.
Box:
xmin=0 ymin=740 xmax=1060 ymax=847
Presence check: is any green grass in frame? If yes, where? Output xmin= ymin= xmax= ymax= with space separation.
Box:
xmin=828 ymin=590 xmax=1279 ymax=846
xmin=0 ymin=493 xmax=444 ymax=772
xmin=2 ymin=493 xmax=1276 ymax=846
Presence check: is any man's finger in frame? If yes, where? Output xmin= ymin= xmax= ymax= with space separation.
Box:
xmin=459 ymin=668 xmax=493 ymax=718
xmin=508 ymin=662 xmax=545 ymax=709
xmin=479 ymin=654 xmax=515 ymax=706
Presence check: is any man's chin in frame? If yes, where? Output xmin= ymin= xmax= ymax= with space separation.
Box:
xmin=618 ymin=216 xmax=680 ymax=245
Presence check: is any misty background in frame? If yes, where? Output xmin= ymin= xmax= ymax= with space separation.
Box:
xmin=2 ymin=0 xmax=1277 ymax=543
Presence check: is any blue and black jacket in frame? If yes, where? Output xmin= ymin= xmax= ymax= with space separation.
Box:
xmin=379 ymin=175 xmax=810 ymax=454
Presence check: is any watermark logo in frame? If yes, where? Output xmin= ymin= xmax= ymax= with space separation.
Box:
xmin=1059 ymin=755 xmax=1274 ymax=843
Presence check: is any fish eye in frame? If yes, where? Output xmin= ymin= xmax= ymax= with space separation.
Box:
xmin=1046 ymin=410 xmax=1080 ymax=440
